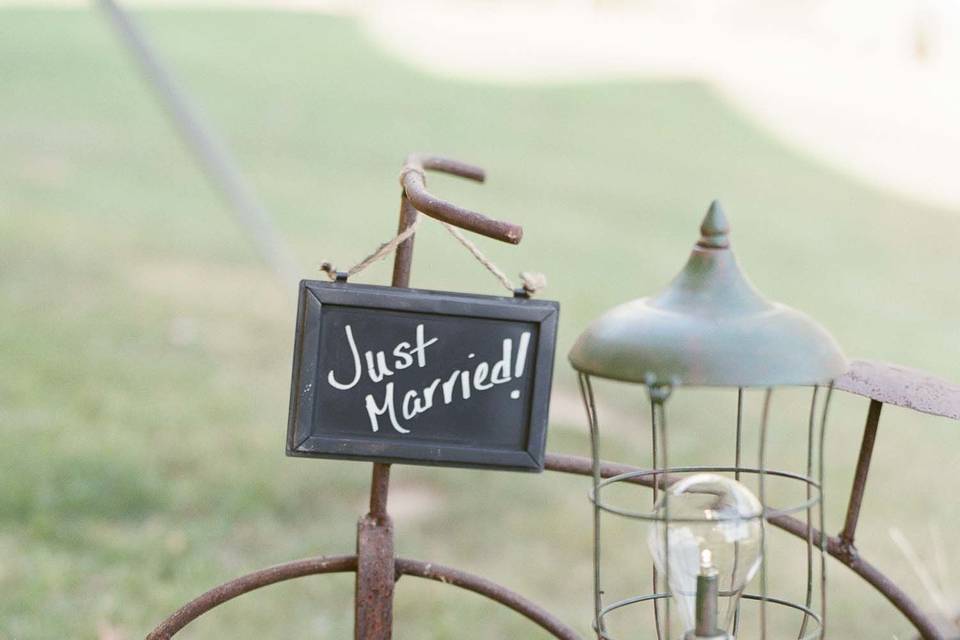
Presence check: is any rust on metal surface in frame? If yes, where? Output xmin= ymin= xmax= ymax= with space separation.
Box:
xmin=146 ymin=554 xmax=583 ymax=640
xmin=369 ymin=463 xmax=392 ymax=517
xmin=543 ymin=452 xmax=947 ymax=640
xmin=836 ymin=359 xmax=960 ymax=420
xmin=839 ymin=399 xmax=883 ymax=552
xmin=395 ymin=558 xmax=582 ymax=640
xmin=143 ymin=450 xmax=947 ymax=640
xmin=355 ymin=514 xmax=395 ymax=639
xmin=400 ymin=153 xmax=523 ymax=244
xmin=145 ymin=555 xmax=358 ymax=639
xmin=391 ymin=195 xmax=418 ymax=289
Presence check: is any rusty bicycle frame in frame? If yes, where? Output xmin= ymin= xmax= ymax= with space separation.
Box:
xmin=147 ymin=155 xmax=960 ymax=640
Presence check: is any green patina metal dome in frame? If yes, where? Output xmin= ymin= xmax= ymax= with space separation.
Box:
xmin=569 ymin=201 xmax=847 ymax=387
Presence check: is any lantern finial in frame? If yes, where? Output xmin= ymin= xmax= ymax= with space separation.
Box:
xmin=698 ymin=200 xmax=730 ymax=249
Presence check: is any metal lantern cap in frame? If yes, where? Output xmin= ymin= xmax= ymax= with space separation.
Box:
xmin=569 ymin=201 xmax=847 ymax=387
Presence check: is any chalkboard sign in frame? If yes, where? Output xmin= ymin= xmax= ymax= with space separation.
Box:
xmin=286 ymin=281 xmax=559 ymax=471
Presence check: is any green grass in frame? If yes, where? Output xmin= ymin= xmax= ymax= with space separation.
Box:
xmin=1 ymin=7 xmax=959 ymax=639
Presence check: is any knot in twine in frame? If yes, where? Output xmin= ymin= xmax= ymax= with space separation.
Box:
xmin=518 ymin=271 xmax=548 ymax=295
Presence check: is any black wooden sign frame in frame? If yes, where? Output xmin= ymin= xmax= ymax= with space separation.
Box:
xmin=287 ymin=281 xmax=559 ymax=471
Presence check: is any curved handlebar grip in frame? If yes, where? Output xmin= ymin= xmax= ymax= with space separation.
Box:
xmin=401 ymin=153 xmax=523 ymax=244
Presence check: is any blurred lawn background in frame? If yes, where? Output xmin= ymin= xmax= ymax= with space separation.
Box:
xmin=2 ymin=7 xmax=959 ymax=639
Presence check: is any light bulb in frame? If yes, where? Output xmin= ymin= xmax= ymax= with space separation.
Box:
xmin=647 ymin=473 xmax=763 ymax=639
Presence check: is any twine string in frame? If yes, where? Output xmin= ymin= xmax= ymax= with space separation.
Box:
xmin=320 ymin=217 xmax=421 ymax=281
xmin=439 ymin=222 xmax=514 ymax=292
xmin=320 ymin=215 xmax=545 ymax=295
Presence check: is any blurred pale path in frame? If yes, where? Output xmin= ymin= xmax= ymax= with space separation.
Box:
xmin=365 ymin=0 xmax=960 ymax=211
xmin=12 ymin=0 xmax=958 ymax=209
xmin=6 ymin=1 xmax=958 ymax=209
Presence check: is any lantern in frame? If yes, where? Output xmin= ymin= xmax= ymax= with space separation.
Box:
xmin=569 ymin=202 xmax=847 ymax=639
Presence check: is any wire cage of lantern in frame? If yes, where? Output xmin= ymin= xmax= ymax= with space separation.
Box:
xmin=579 ymin=376 xmax=835 ymax=640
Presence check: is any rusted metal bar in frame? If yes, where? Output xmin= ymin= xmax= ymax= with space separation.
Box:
xmin=395 ymin=558 xmax=582 ymax=639
xmin=391 ymin=195 xmax=418 ymax=289
xmin=351 ymin=162 xmax=419 ymax=638
xmin=353 ymin=154 xmax=526 ymax=639
xmin=368 ymin=463 xmax=392 ymax=517
xmin=835 ymin=359 xmax=960 ymax=420
xmin=351 ymin=191 xmax=410 ymax=638
xmin=546 ymin=452 xmax=650 ymax=483
xmin=415 ymin=155 xmax=486 ymax=182
xmin=355 ymin=511 xmax=395 ymax=639
xmin=543 ymin=452 xmax=946 ymax=640
xmin=839 ymin=399 xmax=883 ymax=552
xmin=400 ymin=153 xmax=523 ymax=244
xmin=146 ymin=555 xmax=358 ymax=639
xmin=146 ymin=554 xmax=582 ymax=640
